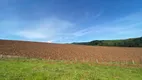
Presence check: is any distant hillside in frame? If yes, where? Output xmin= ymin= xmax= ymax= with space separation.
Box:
xmin=72 ymin=37 xmax=142 ymax=47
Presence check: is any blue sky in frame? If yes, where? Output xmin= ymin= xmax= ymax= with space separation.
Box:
xmin=0 ymin=0 xmax=142 ymax=43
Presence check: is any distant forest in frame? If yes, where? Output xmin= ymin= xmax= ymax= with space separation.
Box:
xmin=72 ymin=37 xmax=142 ymax=47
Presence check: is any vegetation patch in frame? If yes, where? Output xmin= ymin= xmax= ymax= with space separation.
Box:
xmin=73 ymin=37 xmax=142 ymax=47
xmin=0 ymin=57 xmax=142 ymax=80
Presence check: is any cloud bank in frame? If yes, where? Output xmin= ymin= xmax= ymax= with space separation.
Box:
xmin=14 ymin=18 xmax=75 ymax=42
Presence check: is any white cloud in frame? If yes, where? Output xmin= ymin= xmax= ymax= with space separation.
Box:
xmin=15 ymin=17 xmax=75 ymax=42
xmin=47 ymin=41 xmax=52 ymax=43
xmin=76 ymin=12 xmax=142 ymax=33
xmin=71 ymin=11 xmax=142 ymax=40
xmin=17 ymin=31 xmax=47 ymax=39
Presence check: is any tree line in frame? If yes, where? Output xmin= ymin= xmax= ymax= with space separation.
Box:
xmin=72 ymin=37 xmax=142 ymax=47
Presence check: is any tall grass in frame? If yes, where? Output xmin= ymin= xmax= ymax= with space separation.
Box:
xmin=0 ymin=57 xmax=142 ymax=80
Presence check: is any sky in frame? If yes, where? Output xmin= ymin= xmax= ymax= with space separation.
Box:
xmin=0 ymin=0 xmax=142 ymax=43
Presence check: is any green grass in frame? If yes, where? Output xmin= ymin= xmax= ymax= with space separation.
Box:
xmin=0 ymin=58 xmax=142 ymax=80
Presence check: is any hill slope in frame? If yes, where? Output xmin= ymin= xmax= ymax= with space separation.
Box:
xmin=73 ymin=37 xmax=142 ymax=47
xmin=0 ymin=39 xmax=142 ymax=63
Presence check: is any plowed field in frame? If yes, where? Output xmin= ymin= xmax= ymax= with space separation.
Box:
xmin=0 ymin=40 xmax=142 ymax=63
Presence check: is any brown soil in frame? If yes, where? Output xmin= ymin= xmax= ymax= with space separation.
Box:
xmin=0 ymin=39 xmax=142 ymax=63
